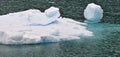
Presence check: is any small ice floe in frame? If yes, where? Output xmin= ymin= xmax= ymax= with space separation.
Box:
xmin=84 ymin=3 xmax=103 ymax=23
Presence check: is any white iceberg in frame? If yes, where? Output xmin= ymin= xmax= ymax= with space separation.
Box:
xmin=0 ymin=7 xmax=93 ymax=44
xmin=84 ymin=3 xmax=103 ymax=23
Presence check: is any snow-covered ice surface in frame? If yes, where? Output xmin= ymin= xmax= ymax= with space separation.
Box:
xmin=84 ymin=3 xmax=103 ymax=23
xmin=0 ymin=7 xmax=93 ymax=44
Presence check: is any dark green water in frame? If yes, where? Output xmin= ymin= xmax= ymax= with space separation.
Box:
xmin=0 ymin=23 xmax=120 ymax=57
xmin=0 ymin=0 xmax=120 ymax=23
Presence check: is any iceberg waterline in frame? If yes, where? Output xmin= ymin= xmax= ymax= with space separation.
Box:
xmin=0 ymin=4 xmax=103 ymax=44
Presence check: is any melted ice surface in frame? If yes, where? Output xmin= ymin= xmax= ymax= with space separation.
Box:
xmin=0 ymin=8 xmax=93 ymax=44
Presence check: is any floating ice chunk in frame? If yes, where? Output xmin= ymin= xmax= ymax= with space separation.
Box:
xmin=45 ymin=6 xmax=60 ymax=18
xmin=0 ymin=7 xmax=93 ymax=44
xmin=84 ymin=3 xmax=103 ymax=23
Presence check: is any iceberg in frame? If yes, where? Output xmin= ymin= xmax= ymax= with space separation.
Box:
xmin=0 ymin=7 xmax=93 ymax=44
xmin=84 ymin=3 xmax=103 ymax=23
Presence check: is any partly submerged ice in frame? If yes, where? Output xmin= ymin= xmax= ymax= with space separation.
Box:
xmin=84 ymin=3 xmax=103 ymax=23
xmin=0 ymin=7 xmax=94 ymax=44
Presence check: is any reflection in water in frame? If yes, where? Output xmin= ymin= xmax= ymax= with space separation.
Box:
xmin=0 ymin=43 xmax=61 ymax=57
xmin=0 ymin=23 xmax=120 ymax=57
